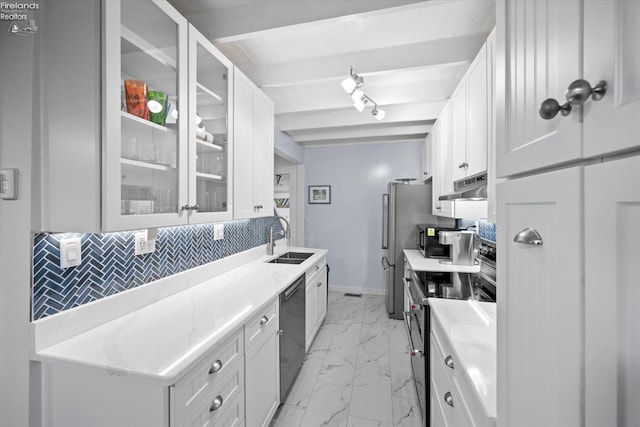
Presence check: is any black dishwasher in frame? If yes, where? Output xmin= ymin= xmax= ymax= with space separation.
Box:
xmin=279 ymin=274 xmax=306 ymax=402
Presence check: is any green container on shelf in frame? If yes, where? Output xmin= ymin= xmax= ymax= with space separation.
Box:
xmin=147 ymin=90 xmax=168 ymax=125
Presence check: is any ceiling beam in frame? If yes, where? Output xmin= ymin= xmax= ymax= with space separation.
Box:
xmin=266 ymin=79 xmax=454 ymax=114
xmin=174 ymin=0 xmax=429 ymax=42
xmin=300 ymin=134 xmax=427 ymax=148
xmin=276 ymin=101 xmax=446 ymax=131
xmin=227 ymin=33 xmax=486 ymax=88
xmin=288 ymin=122 xmax=433 ymax=142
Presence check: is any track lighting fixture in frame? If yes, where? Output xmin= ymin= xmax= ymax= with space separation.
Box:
xmin=341 ymin=66 xmax=385 ymax=120
xmin=341 ymin=67 xmax=364 ymax=94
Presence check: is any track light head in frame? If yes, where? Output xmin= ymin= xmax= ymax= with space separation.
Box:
xmin=341 ymin=67 xmax=364 ymax=94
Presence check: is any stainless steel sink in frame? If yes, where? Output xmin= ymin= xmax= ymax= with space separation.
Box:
xmin=267 ymin=252 xmax=314 ymax=264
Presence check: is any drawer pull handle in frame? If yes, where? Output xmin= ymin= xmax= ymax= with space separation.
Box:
xmin=208 ymin=359 xmax=223 ymax=375
xmin=260 ymin=315 xmax=269 ymax=325
xmin=513 ymin=228 xmax=543 ymax=246
xmin=209 ymin=395 xmax=224 ymax=412
xmin=444 ymin=391 xmax=454 ymax=407
xmin=444 ymin=355 xmax=454 ymax=369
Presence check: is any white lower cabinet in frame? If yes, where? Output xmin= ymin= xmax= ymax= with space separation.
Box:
xmin=244 ymin=300 xmax=280 ymax=427
xmin=304 ymin=257 xmax=328 ymax=351
xmin=497 ymin=167 xmax=583 ymax=426
xmin=41 ymin=299 xmax=285 ymax=427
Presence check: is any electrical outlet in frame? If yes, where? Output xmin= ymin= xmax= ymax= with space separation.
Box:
xmin=135 ymin=231 xmax=156 ymax=255
xmin=213 ymin=224 xmax=224 ymax=240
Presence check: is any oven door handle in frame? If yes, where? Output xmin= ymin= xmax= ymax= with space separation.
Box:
xmin=403 ymin=276 xmax=422 ymax=311
xmin=402 ymin=311 xmax=424 ymax=358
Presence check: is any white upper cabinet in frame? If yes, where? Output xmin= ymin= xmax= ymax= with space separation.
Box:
xmin=496 ymin=0 xmax=582 ymax=178
xmin=187 ymin=26 xmax=235 ymax=224
xmin=233 ymin=69 xmax=275 ymax=219
xmin=40 ymin=0 xmax=237 ymax=232
xmin=452 ymin=42 xmax=489 ymax=182
xmin=421 ymin=133 xmax=433 ymax=183
xmin=583 ymin=0 xmax=640 ymax=158
xmin=465 ymin=42 xmax=489 ymax=178
xmin=103 ymin=0 xmax=189 ymax=231
xmin=451 ymin=82 xmax=468 ymax=182
xmin=432 ymin=103 xmax=455 ymax=218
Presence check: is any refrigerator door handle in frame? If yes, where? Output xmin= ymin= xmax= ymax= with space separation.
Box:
xmin=382 ymin=193 xmax=389 ymax=249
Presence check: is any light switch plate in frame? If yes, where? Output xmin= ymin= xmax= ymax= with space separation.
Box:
xmin=213 ymin=224 xmax=224 ymax=240
xmin=0 ymin=168 xmax=18 ymax=200
xmin=60 ymin=237 xmax=82 ymax=268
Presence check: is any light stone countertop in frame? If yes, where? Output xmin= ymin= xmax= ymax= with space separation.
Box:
xmin=32 ymin=246 xmax=327 ymax=385
xmin=428 ymin=298 xmax=497 ymax=426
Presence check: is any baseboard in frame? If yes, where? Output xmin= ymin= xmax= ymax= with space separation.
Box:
xmin=328 ymin=285 xmax=385 ymax=296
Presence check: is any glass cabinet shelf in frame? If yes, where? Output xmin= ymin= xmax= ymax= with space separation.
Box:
xmin=121 ymin=111 xmax=176 ymax=133
xmin=121 ymin=158 xmax=175 ymax=172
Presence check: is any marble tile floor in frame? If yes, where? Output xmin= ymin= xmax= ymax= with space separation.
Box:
xmin=271 ymin=291 xmax=423 ymax=427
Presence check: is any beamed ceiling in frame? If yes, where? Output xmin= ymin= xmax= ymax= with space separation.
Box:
xmin=168 ymin=0 xmax=496 ymax=147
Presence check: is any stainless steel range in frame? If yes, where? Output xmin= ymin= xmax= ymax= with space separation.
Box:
xmin=403 ymin=239 xmax=496 ymax=425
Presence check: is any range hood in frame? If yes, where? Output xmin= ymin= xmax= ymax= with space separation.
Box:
xmin=439 ymin=172 xmax=487 ymax=201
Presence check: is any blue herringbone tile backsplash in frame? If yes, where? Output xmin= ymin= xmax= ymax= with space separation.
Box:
xmin=32 ymin=217 xmax=283 ymax=321
xmin=459 ymin=219 xmax=496 ymax=242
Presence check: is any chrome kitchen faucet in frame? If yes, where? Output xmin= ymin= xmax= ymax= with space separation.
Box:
xmin=267 ymin=216 xmax=291 ymax=255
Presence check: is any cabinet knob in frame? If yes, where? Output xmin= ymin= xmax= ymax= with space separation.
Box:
xmin=444 ymin=355 xmax=454 ymax=369
xmin=317 ymin=282 xmax=322 ymax=287
xmin=277 ymin=329 xmax=284 ymax=335
xmin=444 ymin=391 xmax=454 ymax=407
xmin=458 ymin=162 xmax=468 ymax=169
xmin=209 ymin=396 xmax=224 ymax=412
xmin=513 ymin=228 xmax=543 ymax=246
xmin=435 ymin=206 xmax=442 ymax=210
xmin=411 ymin=349 xmax=423 ymax=358
xmin=181 ymin=204 xmax=191 ymax=211
xmin=539 ymin=79 xmax=607 ymax=120
xmin=260 ymin=315 xmax=269 ymax=325
xmin=208 ymin=359 xmax=223 ymax=375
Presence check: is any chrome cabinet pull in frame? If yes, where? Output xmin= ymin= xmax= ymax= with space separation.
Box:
xmin=317 ymin=282 xmax=322 ymax=287
xmin=513 ymin=228 xmax=543 ymax=246
xmin=181 ymin=204 xmax=191 ymax=211
xmin=444 ymin=391 xmax=454 ymax=407
xmin=444 ymin=355 xmax=454 ymax=369
xmin=411 ymin=349 xmax=423 ymax=358
xmin=458 ymin=162 xmax=468 ymax=169
xmin=260 ymin=315 xmax=269 ymax=325
xmin=209 ymin=396 xmax=224 ymax=412
xmin=208 ymin=359 xmax=223 ymax=375
xmin=539 ymin=79 xmax=607 ymax=120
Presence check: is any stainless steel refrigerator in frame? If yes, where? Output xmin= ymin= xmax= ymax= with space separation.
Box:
xmin=381 ymin=182 xmax=455 ymax=319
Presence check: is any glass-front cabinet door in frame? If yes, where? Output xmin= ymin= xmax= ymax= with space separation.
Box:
xmin=188 ymin=26 xmax=234 ymax=223
xmin=103 ymin=0 xmax=188 ymax=231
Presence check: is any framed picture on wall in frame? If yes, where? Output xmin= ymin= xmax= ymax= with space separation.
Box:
xmin=308 ymin=185 xmax=331 ymax=204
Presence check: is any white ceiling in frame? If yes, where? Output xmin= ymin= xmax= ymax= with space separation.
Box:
xmin=168 ymin=0 xmax=495 ymax=147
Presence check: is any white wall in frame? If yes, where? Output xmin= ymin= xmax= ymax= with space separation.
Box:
xmin=304 ymin=141 xmax=422 ymax=293
xmin=0 ymin=29 xmax=36 ymax=426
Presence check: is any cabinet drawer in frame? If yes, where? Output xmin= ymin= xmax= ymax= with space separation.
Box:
xmin=171 ymin=327 xmax=244 ymax=425
xmin=177 ymin=358 xmax=244 ymax=427
xmin=245 ymin=299 xmax=278 ymax=351
xmin=305 ymin=257 xmax=326 ymax=284
xmin=431 ymin=319 xmax=456 ymax=375
xmin=431 ymin=338 xmax=455 ymax=427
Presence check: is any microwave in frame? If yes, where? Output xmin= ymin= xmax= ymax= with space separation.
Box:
xmin=416 ymin=224 xmax=457 ymax=258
